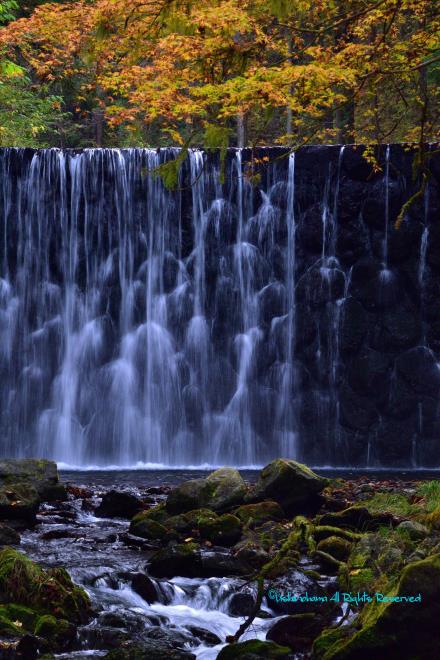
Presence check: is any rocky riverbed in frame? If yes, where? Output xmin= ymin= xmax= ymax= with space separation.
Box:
xmin=0 ymin=459 xmax=440 ymax=659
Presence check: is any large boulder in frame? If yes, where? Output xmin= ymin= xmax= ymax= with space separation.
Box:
xmin=0 ymin=459 xmax=66 ymax=522
xmin=166 ymin=468 xmax=246 ymax=515
xmin=247 ymin=460 xmax=326 ymax=513
xmin=314 ymin=553 xmax=440 ymax=659
xmin=95 ymin=490 xmax=143 ymax=518
xmin=0 ymin=548 xmax=91 ymax=625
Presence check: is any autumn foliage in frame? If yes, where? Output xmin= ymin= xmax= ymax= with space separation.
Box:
xmin=0 ymin=0 xmax=438 ymax=148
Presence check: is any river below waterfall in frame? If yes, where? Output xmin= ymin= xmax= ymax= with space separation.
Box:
xmin=16 ymin=469 xmax=439 ymax=658
xmin=18 ymin=470 xmax=347 ymax=659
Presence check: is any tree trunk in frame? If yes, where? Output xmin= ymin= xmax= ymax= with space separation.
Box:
xmin=93 ymin=108 xmax=104 ymax=147
xmin=237 ymin=112 xmax=245 ymax=148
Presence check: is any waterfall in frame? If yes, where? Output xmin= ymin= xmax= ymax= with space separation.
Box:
xmin=0 ymin=145 xmax=439 ymax=468
xmin=382 ymin=143 xmax=391 ymax=269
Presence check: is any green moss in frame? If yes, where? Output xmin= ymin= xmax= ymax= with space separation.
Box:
xmin=313 ymin=526 xmax=362 ymax=544
xmin=250 ymin=459 xmax=326 ymax=512
xmin=198 ymin=513 xmax=242 ymax=545
xmin=2 ymin=604 xmax=37 ymax=629
xmin=34 ymin=614 xmax=75 ymax=649
xmin=165 ymin=508 xmax=214 ymax=535
xmin=313 ymin=627 xmax=353 ymax=659
xmin=217 ymin=639 xmax=290 ymax=659
xmin=363 ymin=492 xmax=415 ymax=517
xmin=34 ymin=613 xmax=57 ymax=635
xmin=427 ymin=504 xmax=440 ymax=530
xmin=319 ymin=554 xmax=440 ymax=659
xmin=234 ymin=501 xmax=284 ymax=526
xmin=130 ymin=517 xmax=168 ymax=540
xmin=165 ymin=468 xmax=246 ymax=515
xmin=130 ymin=503 xmax=168 ymax=526
xmin=255 ymin=522 xmax=291 ymax=552
xmin=0 ymin=613 xmax=24 ymax=636
xmin=316 ymin=536 xmax=352 ymax=562
xmin=0 ymin=548 xmax=91 ymax=624
xmin=416 ymin=480 xmax=440 ymax=513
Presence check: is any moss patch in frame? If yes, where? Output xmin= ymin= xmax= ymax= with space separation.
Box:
xmin=0 ymin=548 xmax=91 ymax=624
xmin=217 ymin=639 xmax=290 ymax=659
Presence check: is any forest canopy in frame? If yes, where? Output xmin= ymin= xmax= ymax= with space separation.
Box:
xmin=0 ymin=0 xmax=438 ymax=149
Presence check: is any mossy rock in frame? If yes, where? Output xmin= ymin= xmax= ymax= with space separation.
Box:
xmin=254 ymin=522 xmax=291 ymax=552
xmin=426 ymin=504 xmax=440 ymax=530
xmin=317 ymin=536 xmax=352 ymax=562
xmin=165 ymin=478 xmax=208 ymax=515
xmin=130 ymin=503 xmax=168 ymax=526
xmin=164 ymin=508 xmax=214 ymax=536
xmin=396 ymin=520 xmax=429 ymax=540
xmin=166 ymin=468 xmax=246 ymax=515
xmin=235 ymin=501 xmax=285 ymax=527
xmin=148 ymin=543 xmax=201 ymax=578
xmin=319 ymin=553 xmax=440 ymax=659
xmin=34 ymin=614 xmax=76 ymax=650
xmin=0 ymin=611 xmax=24 ymax=636
xmin=198 ymin=513 xmax=242 ymax=546
xmin=313 ymin=526 xmax=362 ymax=544
xmin=247 ymin=459 xmax=326 ymax=513
xmin=313 ymin=626 xmax=354 ymax=659
xmin=0 ymin=459 xmax=67 ymax=518
xmin=1 ymin=604 xmax=38 ymax=630
xmin=0 ymin=548 xmax=91 ymax=624
xmin=203 ymin=468 xmax=247 ymax=511
xmin=129 ymin=517 xmax=168 ymax=541
xmin=217 ymin=639 xmax=290 ymax=659
xmin=317 ymin=507 xmax=395 ymax=532
xmin=232 ymin=536 xmax=271 ymax=570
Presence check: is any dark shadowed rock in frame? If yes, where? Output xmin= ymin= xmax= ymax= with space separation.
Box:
xmin=339 ymin=385 xmax=379 ymax=431
xmin=217 ymin=639 xmax=290 ymax=659
xmin=228 ymin=589 xmax=256 ymax=616
xmin=318 ymin=506 xmax=396 ymax=531
xmin=95 ymin=490 xmax=144 ymax=518
xmin=0 ymin=522 xmax=21 ymax=545
xmin=131 ymin=573 xmax=161 ymax=604
xmin=187 ymin=625 xmax=221 ymax=646
xmin=395 ymin=346 xmax=440 ymax=396
xmin=339 ymin=297 xmax=369 ymax=355
xmin=266 ymin=613 xmax=326 ymax=651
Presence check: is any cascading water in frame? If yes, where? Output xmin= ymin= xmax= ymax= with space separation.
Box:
xmin=0 ymin=145 xmax=439 ymax=468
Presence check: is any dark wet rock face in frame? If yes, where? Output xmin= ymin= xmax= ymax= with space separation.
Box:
xmin=0 ymin=145 xmax=439 ymax=468
xmin=95 ymin=490 xmax=144 ymax=518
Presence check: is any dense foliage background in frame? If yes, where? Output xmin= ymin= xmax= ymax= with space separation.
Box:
xmin=0 ymin=0 xmax=438 ymax=150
